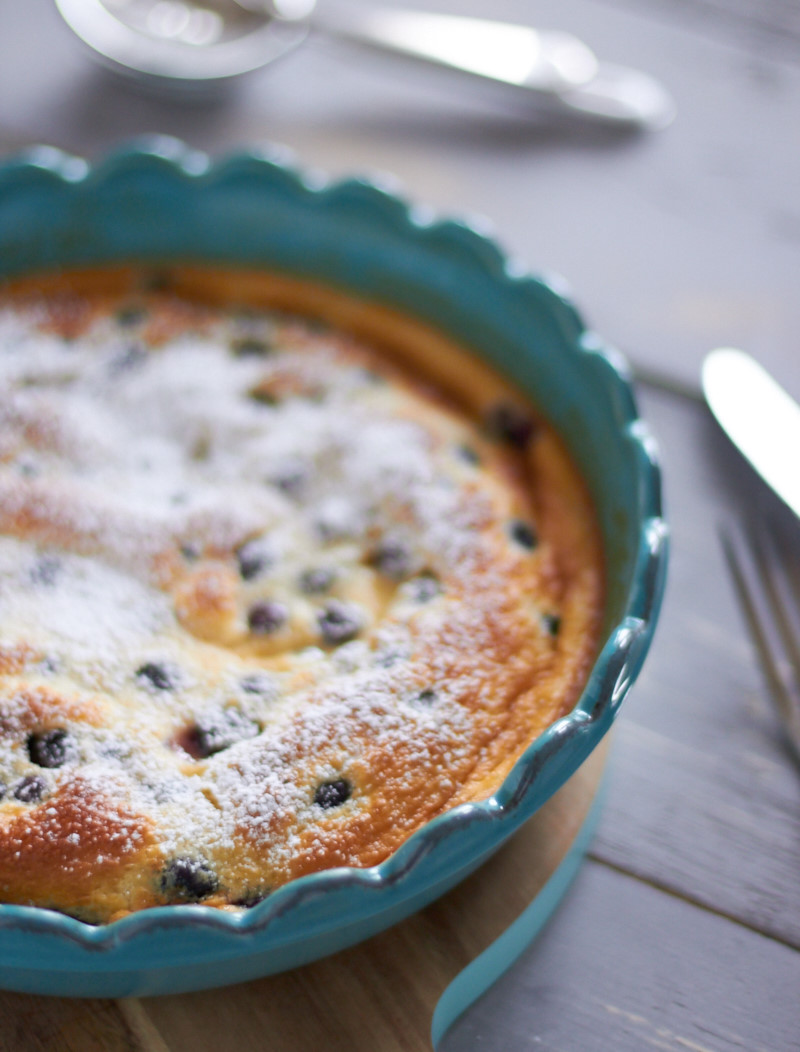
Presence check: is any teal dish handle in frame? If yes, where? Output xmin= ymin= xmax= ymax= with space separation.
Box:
xmin=0 ymin=137 xmax=667 ymax=997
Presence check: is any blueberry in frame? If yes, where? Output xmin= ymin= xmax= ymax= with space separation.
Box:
xmin=358 ymin=367 xmax=384 ymax=385
xmin=456 ymin=443 xmax=481 ymax=466
xmin=299 ymin=566 xmax=336 ymax=595
xmin=231 ymin=336 xmax=273 ymax=358
xmin=233 ymin=888 xmax=271 ymax=908
xmin=13 ymin=775 xmax=46 ymax=804
xmin=542 ymin=613 xmax=561 ymax=637
xmin=510 ymin=520 xmax=537 ymax=550
xmin=109 ymin=343 xmax=147 ymax=375
xmin=240 ymin=672 xmax=276 ymax=696
xmin=375 ymin=648 xmax=404 ymax=668
xmin=27 ymin=728 xmax=74 ymax=768
xmin=141 ymin=270 xmax=172 ymax=293
xmin=317 ymin=601 xmax=361 ymax=645
xmin=248 ymin=600 xmax=288 ymax=635
xmin=160 ymin=857 xmax=219 ymax=902
xmin=486 ymin=402 xmax=537 ymax=449
xmin=183 ymin=709 xmax=260 ymax=759
xmin=136 ymin=662 xmax=176 ymax=691
xmin=30 ymin=555 xmax=60 ymax=586
xmin=314 ymin=779 xmax=351 ymax=809
xmin=410 ymin=573 xmax=441 ymax=602
xmin=115 ymin=304 xmax=147 ymax=327
xmin=271 ymin=465 xmax=306 ymax=498
xmin=416 ymin=688 xmax=437 ymax=706
xmin=237 ymin=538 xmax=272 ymax=581
xmin=369 ymin=538 xmax=413 ymax=580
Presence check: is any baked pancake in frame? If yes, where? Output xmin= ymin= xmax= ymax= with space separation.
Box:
xmin=0 ymin=266 xmax=604 ymax=923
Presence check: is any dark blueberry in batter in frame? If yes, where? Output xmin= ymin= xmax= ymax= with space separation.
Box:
xmin=317 ymin=601 xmax=361 ymax=645
xmin=509 ymin=520 xmax=537 ymax=550
xmin=141 ymin=270 xmax=172 ymax=293
xmin=13 ymin=775 xmax=46 ymax=804
xmin=184 ymin=709 xmax=260 ymax=759
xmin=358 ymin=367 xmax=384 ymax=385
xmin=314 ymin=779 xmax=351 ymax=809
xmin=109 ymin=343 xmax=147 ymax=375
xmin=374 ymin=648 xmax=404 ymax=668
xmin=410 ymin=573 xmax=442 ymax=602
xmin=456 ymin=443 xmax=481 ymax=466
xmin=236 ymin=538 xmax=272 ymax=581
xmin=136 ymin=662 xmax=176 ymax=691
xmin=271 ymin=466 xmax=306 ymax=498
xmin=30 ymin=555 xmax=61 ymax=586
xmin=370 ymin=538 xmax=413 ymax=580
xmin=542 ymin=614 xmax=561 ymax=637
xmin=240 ymin=672 xmax=275 ymax=697
xmin=248 ymin=600 xmax=288 ymax=635
xmin=417 ymin=689 xmax=438 ymax=706
xmin=27 ymin=728 xmax=74 ymax=769
xmin=16 ymin=461 xmax=39 ymax=479
xmin=232 ymin=888 xmax=271 ymax=908
xmin=486 ymin=402 xmax=538 ymax=449
xmin=160 ymin=857 xmax=219 ymax=902
xmin=231 ymin=336 xmax=273 ymax=358
xmin=115 ymin=304 xmax=147 ymax=327
xmin=299 ymin=566 xmax=336 ymax=595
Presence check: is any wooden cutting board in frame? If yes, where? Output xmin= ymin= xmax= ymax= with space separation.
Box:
xmin=0 ymin=737 xmax=608 ymax=1052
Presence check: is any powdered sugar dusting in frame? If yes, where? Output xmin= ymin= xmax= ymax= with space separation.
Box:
xmin=0 ymin=277 xmax=567 ymax=918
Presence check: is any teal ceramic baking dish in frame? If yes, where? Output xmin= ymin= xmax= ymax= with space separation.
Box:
xmin=0 ymin=137 xmax=667 ymax=997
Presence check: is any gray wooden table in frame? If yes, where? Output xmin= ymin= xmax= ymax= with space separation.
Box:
xmin=0 ymin=1 xmax=798 ymax=1048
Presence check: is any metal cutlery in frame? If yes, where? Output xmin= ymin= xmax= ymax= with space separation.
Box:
xmin=703 ymin=348 xmax=800 ymax=521
xmin=54 ymin=0 xmax=675 ymax=128
xmin=721 ymin=519 xmax=800 ymax=768
xmin=704 ymin=348 xmax=800 ymax=766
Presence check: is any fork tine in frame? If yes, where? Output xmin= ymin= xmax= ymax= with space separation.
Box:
xmin=753 ymin=520 xmax=800 ymax=687
xmin=720 ymin=520 xmax=800 ymax=767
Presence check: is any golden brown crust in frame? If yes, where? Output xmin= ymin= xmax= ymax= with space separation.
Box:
xmin=0 ymin=266 xmax=604 ymax=921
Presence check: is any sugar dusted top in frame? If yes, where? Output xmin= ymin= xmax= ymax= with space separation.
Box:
xmin=0 ymin=267 xmax=603 ymax=921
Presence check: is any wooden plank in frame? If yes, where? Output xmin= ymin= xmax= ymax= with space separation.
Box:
xmin=589 ymin=385 xmax=800 ymax=947
xmin=442 ymin=860 xmax=800 ymax=1052
xmin=0 ymin=744 xmax=607 ymax=1052
xmin=0 ymin=997 xmax=143 ymax=1052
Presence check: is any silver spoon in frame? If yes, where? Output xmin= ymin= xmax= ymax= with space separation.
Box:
xmin=55 ymin=0 xmax=675 ymax=129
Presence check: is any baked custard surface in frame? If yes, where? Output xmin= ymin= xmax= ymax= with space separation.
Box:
xmin=0 ymin=267 xmax=603 ymax=922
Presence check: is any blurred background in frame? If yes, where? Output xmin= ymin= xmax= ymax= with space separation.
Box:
xmin=0 ymin=0 xmax=798 ymax=396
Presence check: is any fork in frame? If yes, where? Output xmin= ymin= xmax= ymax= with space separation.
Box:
xmin=720 ymin=517 xmax=800 ymax=768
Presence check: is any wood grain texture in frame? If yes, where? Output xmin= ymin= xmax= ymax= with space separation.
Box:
xmin=442 ymin=860 xmax=800 ymax=1052
xmin=0 ymin=741 xmax=608 ymax=1052
xmin=589 ymin=387 xmax=800 ymax=948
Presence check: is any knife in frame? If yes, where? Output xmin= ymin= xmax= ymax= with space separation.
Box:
xmin=702 ymin=348 xmax=800 ymax=519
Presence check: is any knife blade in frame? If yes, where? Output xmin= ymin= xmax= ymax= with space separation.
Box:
xmin=702 ymin=348 xmax=800 ymax=519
